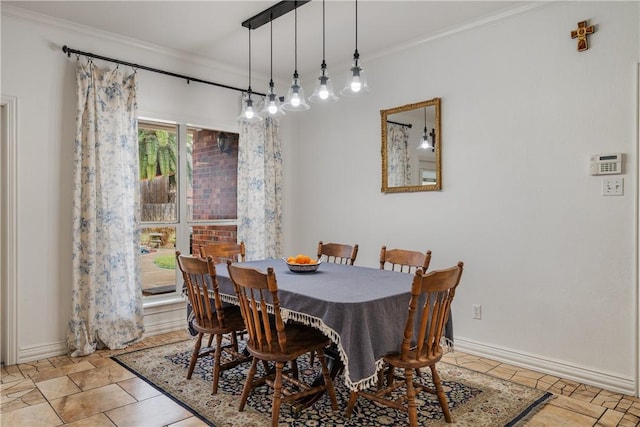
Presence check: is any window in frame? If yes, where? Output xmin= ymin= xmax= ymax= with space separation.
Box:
xmin=138 ymin=120 xmax=239 ymax=298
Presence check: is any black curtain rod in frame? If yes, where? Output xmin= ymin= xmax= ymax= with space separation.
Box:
xmin=62 ymin=45 xmax=266 ymax=97
xmin=387 ymin=120 xmax=413 ymax=128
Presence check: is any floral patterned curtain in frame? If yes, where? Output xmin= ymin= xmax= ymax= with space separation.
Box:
xmin=387 ymin=123 xmax=411 ymax=187
xmin=68 ymin=61 xmax=144 ymax=356
xmin=237 ymin=95 xmax=283 ymax=261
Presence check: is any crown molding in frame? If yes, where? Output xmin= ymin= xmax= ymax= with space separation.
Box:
xmin=366 ymin=2 xmax=550 ymax=65
xmin=1 ymin=4 xmax=253 ymax=83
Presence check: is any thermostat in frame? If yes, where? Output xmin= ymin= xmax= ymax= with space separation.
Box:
xmin=590 ymin=153 xmax=622 ymax=175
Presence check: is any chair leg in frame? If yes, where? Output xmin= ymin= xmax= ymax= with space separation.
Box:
xmin=430 ymin=364 xmax=452 ymax=423
xmin=230 ymin=331 xmax=239 ymax=352
xmin=386 ymin=365 xmax=395 ymax=387
xmin=405 ymin=368 xmax=418 ymax=427
xmin=271 ymin=361 xmax=284 ymax=427
xmin=239 ymin=358 xmax=259 ymax=412
xmin=377 ymin=366 xmax=386 ymax=390
xmin=207 ymin=333 xmax=214 ymax=347
xmin=187 ymin=333 xmax=203 ymax=379
xmin=316 ymin=351 xmax=338 ymax=410
xmin=290 ymin=359 xmax=299 ymax=380
xmin=345 ymin=391 xmax=359 ymax=417
xmin=212 ymin=334 xmax=223 ymax=394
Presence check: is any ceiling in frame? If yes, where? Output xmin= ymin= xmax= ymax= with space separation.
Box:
xmin=5 ymin=1 xmax=535 ymax=86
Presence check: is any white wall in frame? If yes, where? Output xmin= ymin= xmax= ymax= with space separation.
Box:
xmin=2 ymin=1 xmax=638 ymax=395
xmin=284 ymin=1 xmax=639 ymax=395
xmin=0 ymin=7 xmax=291 ymax=361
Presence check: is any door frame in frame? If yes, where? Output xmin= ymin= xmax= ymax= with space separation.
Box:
xmin=1 ymin=95 xmax=18 ymax=366
xmin=635 ymin=64 xmax=640 ymax=397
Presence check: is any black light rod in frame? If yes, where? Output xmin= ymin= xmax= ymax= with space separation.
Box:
xmin=61 ymin=45 xmax=266 ymax=96
xmin=242 ymin=0 xmax=312 ymax=30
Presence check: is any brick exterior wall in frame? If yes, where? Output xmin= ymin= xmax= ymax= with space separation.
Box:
xmin=191 ymin=130 xmax=238 ymax=220
xmin=190 ymin=130 xmax=239 ymax=253
xmin=191 ymin=225 xmax=238 ymax=254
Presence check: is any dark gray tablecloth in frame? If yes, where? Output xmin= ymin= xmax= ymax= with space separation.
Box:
xmin=214 ymin=259 xmax=453 ymax=391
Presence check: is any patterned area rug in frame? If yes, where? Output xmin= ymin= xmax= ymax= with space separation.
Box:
xmin=113 ymin=339 xmax=553 ymax=426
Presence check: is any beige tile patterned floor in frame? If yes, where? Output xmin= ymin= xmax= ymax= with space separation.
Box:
xmin=2 ymin=330 xmax=639 ymax=426
xmin=441 ymin=352 xmax=640 ymax=426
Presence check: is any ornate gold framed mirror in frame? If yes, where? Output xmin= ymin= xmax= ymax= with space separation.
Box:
xmin=381 ymin=97 xmax=441 ymax=193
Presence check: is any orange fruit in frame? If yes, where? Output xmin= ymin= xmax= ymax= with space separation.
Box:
xmin=295 ymin=254 xmax=306 ymax=264
xmin=287 ymin=256 xmax=296 ymax=263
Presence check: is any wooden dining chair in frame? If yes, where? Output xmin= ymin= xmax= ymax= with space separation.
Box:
xmin=309 ymin=240 xmax=359 ymax=366
xmin=379 ymin=246 xmax=432 ymax=273
xmin=379 ymin=246 xmax=434 ymax=380
xmin=199 ymin=241 xmax=246 ymax=263
xmin=317 ymin=241 xmax=359 ymax=265
xmin=198 ymin=241 xmax=246 ymax=347
xmin=226 ymin=261 xmax=339 ymax=427
xmin=176 ymin=251 xmax=250 ymax=394
xmin=345 ymin=262 xmax=464 ymax=426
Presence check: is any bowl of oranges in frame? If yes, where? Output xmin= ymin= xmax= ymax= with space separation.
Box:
xmin=284 ymin=254 xmax=323 ymax=273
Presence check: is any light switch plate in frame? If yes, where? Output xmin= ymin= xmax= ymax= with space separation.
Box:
xmin=602 ymin=177 xmax=623 ymax=196
xmin=472 ymin=304 xmax=482 ymax=320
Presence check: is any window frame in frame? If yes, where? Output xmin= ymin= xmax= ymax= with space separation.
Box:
xmin=138 ymin=118 xmax=239 ymax=304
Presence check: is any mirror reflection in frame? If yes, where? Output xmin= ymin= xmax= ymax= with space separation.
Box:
xmin=381 ymin=98 xmax=441 ymax=193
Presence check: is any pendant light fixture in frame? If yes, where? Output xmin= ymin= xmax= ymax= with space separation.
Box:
xmin=341 ymin=0 xmax=369 ymax=97
xmin=261 ymin=18 xmax=286 ymax=118
xmin=418 ymin=107 xmax=434 ymax=150
xmin=309 ymin=0 xmax=338 ymax=103
xmin=238 ymin=26 xmax=262 ymax=122
xmin=430 ymin=128 xmax=436 ymax=152
xmin=282 ymin=2 xmax=310 ymax=111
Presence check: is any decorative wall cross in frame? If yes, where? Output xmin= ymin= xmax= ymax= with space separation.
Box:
xmin=571 ymin=20 xmax=595 ymax=52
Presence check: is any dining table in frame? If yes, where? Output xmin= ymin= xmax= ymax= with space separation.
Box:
xmin=210 ymin=258 xmax=454 ymax=394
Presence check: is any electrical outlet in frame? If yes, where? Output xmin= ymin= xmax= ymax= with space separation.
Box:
xmin=472 ymin=304 xmax=482 ymax=320
xmin=602 ymin=177 xmax=623 ymax=196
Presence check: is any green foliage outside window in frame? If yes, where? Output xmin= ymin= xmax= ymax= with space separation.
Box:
xmin=152 ymin=253 xmax=176 ymax=270
xmin=138 ymin=129 xmax=177 ymax=180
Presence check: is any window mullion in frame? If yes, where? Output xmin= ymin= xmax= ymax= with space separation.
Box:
xmin=177 ymin=123 xmax=190 ymax=253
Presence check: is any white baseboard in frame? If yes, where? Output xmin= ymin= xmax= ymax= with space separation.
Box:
xmin=455 ymin=337 xmax=637 ymax=397
xmin=17 ymin=301 xmax=188 ymax=363
xmin=18 ymin=341 xmax=68 ymax=363
xmin=143 ymin=298 xmax=187 ymax=337
xmin=143 ymin=317 xmax=187 ymax=337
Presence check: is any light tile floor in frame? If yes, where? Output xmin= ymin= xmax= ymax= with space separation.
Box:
xmin=2 ymin=330 xmax=639 ymax=426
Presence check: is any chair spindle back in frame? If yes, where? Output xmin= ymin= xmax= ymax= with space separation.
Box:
xmin=199 ymin=241 xmax=246 ymax=263
xmin=176 ymin=252 xmax=226 ymax=329
xmin=402 ymin=262 xmax=463 ymax=362
xmin=226 ymin=261 xmax=288 ymax=354
xmin=317 ymin=241 xmax=359 ymax=265
xmin=379 ymin=246 xmax=432 ymax=273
